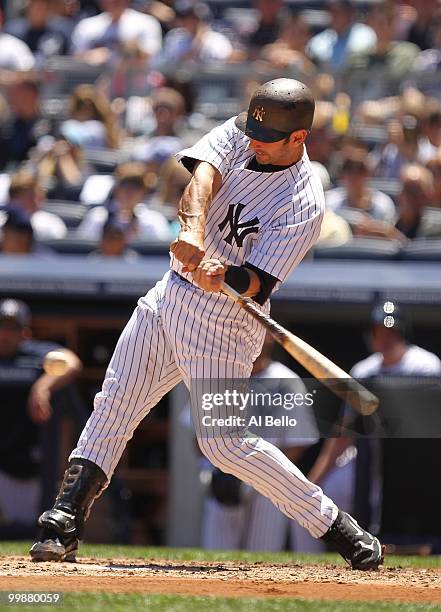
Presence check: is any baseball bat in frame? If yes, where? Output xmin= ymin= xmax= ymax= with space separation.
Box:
xmin=221 ymin=282 xmax=379 ymax=416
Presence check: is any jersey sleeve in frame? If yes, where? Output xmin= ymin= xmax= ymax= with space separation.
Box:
xmin=176 ymin=118 xmax=238 ymax=179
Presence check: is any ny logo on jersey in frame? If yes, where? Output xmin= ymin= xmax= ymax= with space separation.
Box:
xmin=252 ymin=106 xmax=265 ymax=122
xmin=218 ymin=203 xmax=259 ymax=247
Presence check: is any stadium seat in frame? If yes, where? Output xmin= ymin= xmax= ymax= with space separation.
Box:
xmin=42 ymin=201 xmax=88 ymax=229
xmin=401 ymin=238 xmax=441 ymax=261
xmin=314 ymin=238 xmax=402 ymax=260
xmin=38 ymin=234 xmax=98 ymax=255
xmin=131 ymin=239 xmax=172 ymax=256
xmin=83 ymin=149 xmax=125 ymax=173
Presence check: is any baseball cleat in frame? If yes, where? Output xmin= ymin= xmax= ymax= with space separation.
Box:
xmin=29 ymin=536 xmax=77 ymax=563
xmin=30 ymin=508 xmax=79 ymax=563
xmin=321 ymin=510 xmax=384 ymax=570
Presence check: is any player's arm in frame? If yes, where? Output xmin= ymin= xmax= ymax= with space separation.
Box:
xmin=170 ymin=161 xmax=222 ymax=272
xmin=191 ymin=261 xmax=278 ymax=303
xmin=27 ymin=348 xmax=83 ymax=424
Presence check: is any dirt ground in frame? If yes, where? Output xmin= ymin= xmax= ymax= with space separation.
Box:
xmin=1 ymin=556 xmax=441 ymax=603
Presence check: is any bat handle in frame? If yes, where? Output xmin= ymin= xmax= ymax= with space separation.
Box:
xmin=220 ymin=281 xmax=242 ymax=301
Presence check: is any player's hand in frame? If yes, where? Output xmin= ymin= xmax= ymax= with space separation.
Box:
xmin=27 ymin=381 xmax=52 ymax=424
xmin=191 ymin=259 xmax=227 ymax=292
xmin=170 ymin=230 xmax=205 ymax=272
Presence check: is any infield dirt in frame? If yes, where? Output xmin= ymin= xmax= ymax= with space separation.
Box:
xmin=1 ymin=556 xmax=441 ymax=603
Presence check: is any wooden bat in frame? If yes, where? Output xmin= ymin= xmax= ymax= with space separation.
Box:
xmin=221 ymin=282 xmax=379 ymax=416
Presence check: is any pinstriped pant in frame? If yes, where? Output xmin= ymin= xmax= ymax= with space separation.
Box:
xmin=71 ymin=271 xmax=337 ymax=538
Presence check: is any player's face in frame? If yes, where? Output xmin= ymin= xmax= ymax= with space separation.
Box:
xmin=249 ymin=136 xmax=294 ymax=166
xmin=370 ymin=325 xmax=402 ymax=355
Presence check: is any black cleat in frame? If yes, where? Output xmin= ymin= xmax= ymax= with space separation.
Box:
xmin=29 ymin=459 xmax=108 ymax=563
xmin=29 ymin=536 xmax=77 ymax=563
xmin=30 ymin=509 xmax=79 ymax=562
xmin=321 ymin=510 xmax=384 ymax=571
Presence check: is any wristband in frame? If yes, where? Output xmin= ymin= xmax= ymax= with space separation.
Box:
xmin=224 ymin=266 xmax=251 ymax=295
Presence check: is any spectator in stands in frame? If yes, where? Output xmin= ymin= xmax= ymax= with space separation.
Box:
xmin=4 ymin=0 xmax=69 ymax=65
xmin=349 ymin=1 xmax=420 ymax=79
xmin=61 ymin=84 xmax=120 ymax=150
xmin=427 ymin=154 xmax=441 ymax=209
xmin=306 ymin=101 xmax=339 ymax=182
xmin=158 ymin=0 xmax=233 ymax=64
xmin=1 ymin=208 xmax=34 ymax=255
xmin=0 ymin=207 xmax=54 ymax=256
xmin=373 ymin=114 xmax=424 ymax=180
xmin=0 ymin=7 xmax=35 ymax=71
xmin=0 ymin=76 xmax=50 ymax=171
xmin=156 ymin=156 xmax=190 ymax=209
xmin=0 ymin=299 xmax=82 ymax=537
xmin=154 ymin=156 xmax=191 ymax=236
xmin=307 ymin=0 xmax=376 ymax=70
xmin=77 ymin=162 xmax=171 ymax=241
xmin=307 ymin=300 xmax=441 ymax=552
xmin=414 ymin=10 xmax=441 ymax=73
xmin=132 ymin=87 xmax=185 ymax=172
xmin=325 ymin=148 xmax=397 ymax=236
xmin=394 ymin=164 xmax=441 ymax=239
xmin=243 ymin=0 xmax=284 ymax=59
xmin=312 ymin=162 xmax=352 ymax=248
xmin=51 ymin=0 xmax=96 ymax=37
xmin=404 ymin=0 xmax=439 ymax=51
xmin=3 ymin=171 xmax=67 ymax=240
xmin=71 ymin=0 xmax=162 ymax=65
xmin=257 ymin=12 xmax=316 ymax=75
xmin=91 ymin=214 xmax=139 ymax=260
xmin=140 ymin=0 xmax=176 ymax=36
xmin=150 ymin=87 xmax=185 ymax=138
xmin=419 ymin=101 xmax=441 ymax=163
xmin=35 ymin=132 xmax=93 ymax=201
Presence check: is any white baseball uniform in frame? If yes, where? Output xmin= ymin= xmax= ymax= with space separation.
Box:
xmin=201 ymin=360 xmax=354 ymax=551
xmin=70 ymin=117 xmax=338 ymax=538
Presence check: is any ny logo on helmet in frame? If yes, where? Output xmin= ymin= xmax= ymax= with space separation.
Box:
xmin=252 ymin=106 xmax=265 ymax=122
xmin=218 ymin=203 xmax=259 ymax=247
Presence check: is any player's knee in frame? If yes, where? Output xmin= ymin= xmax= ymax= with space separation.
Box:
xmin=196 ymin=437 xmax=239 ymax=472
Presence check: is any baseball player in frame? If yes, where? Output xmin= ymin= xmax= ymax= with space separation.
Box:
xmin=30 ymin=78 xmax=383 ymax=570
xmin=307 ymin=300 xmax=441 ymax=545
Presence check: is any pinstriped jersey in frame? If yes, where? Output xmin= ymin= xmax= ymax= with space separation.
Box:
xmin=173 ymin=117 xmax=325 ymax=296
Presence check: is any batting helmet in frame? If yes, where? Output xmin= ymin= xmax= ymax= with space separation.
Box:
xmin=235 ymin=78 xmax=315 ymax=143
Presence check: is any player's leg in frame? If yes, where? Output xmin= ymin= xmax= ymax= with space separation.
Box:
xmin=31 ymin=280 xmax=182 ymax=562
xmin=189 ymin=355 xmax=381 ymax=569
xmin=290 ymin=448 xmax=356 ymax=552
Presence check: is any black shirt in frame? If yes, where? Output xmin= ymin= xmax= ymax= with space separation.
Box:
xmin=0 ymin=340 xmax=57 ymax=479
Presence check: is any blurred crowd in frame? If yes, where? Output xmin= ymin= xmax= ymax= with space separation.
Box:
xmin=0 ymin=0 xmax=441 ymax=257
